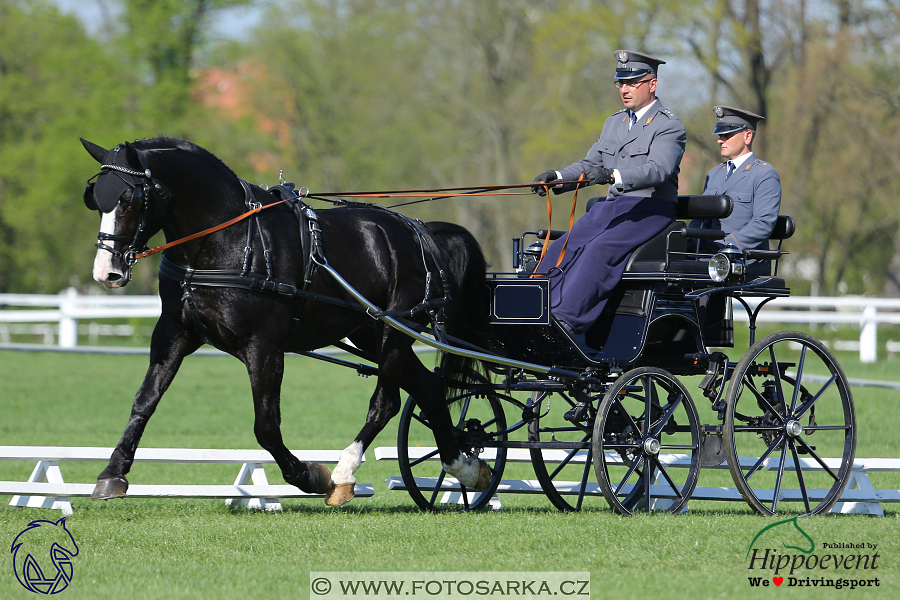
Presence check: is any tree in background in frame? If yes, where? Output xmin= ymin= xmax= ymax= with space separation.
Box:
xmin=1 ymin=0 xmax=898 ymax=296
xmin=0 ymin=0 xmax=136 ymax=292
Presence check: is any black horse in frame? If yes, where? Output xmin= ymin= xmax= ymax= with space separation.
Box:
xmin=81 ymin=136 xmax=492 ymax=506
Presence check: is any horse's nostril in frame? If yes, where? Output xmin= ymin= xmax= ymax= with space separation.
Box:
xmin=107 ymin=273 xmax=122 ymax=282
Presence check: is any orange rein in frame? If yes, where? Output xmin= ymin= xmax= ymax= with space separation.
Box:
xmin=133 ymin=199 xmax=290 ymax=261
xmin=530 ymin=172 xmax=588 ymax=277
xmin=131 ymin=179 xmax=588 ymax=262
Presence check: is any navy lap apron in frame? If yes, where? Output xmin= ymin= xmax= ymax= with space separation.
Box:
xmin=536 ymin=195 xmax=676 ymax=334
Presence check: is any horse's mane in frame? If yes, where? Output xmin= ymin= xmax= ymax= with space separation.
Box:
xmin=132 ymin=136 xmax=238 ymax=181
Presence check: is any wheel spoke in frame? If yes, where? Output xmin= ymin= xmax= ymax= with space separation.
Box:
xmin=794 ymin=436 xmax=841 ymax=481
xmin=795 ymin=374 xmax=837 ymax=420
xmin=659 ymin=444 xmax=699 ymax=451
xmin=741 ymin=377 xmax=784 ymax=424
xmin=409 ymin=447 xmax=441 ymax=468
xmin=733 ymin=425 xmax=782 ymax=432
xmin=651 ymin=393 xmax=684 ymax=437
xmin=789 ymin=439 xmax=811 ymax=514
xmin=575 ymin=447 xmax=592 ymax=511
xmin=644 ymin=376 xmax=657 ymax=437
xmin=429 ymin=470 xmax=447 ymax=506
xmin=614 ymin=396 xmax=643 ymax=435
xmin=456 ymin=396 xmax=472 ymax=426
xmin=789 ymin=345 xmax=808 ymax=414
xmin=744 ymin=433 xmax=784 ymax=481
xmin=460 ymin=483 xmax=470 ymax=510
xmin=411 ymin=410 xmax=429 ymax=427
xmin=549 ymin=435 xmax=590 ymax=479
xmin=768 ymin=344 xmax=788 ymax=416
xmin=644 ymin=458 xmax=652 ymax=514
xmin=613 ymin=455 xmax=643 ymax=497
xmin=651 ymin=455 xmax=683 ymax=499
xmin=771 ymin=434 xmax=789 ymax=512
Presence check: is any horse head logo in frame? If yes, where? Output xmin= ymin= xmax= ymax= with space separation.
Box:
xmin=10 ymin=518 xmax=79 ymax=594
xmin=746 ymin=516 xmax=815 ymax=559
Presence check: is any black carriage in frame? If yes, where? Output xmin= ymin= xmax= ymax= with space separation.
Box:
xmin=396 ymin=195 xmax=856 ymax=516
xmin=80 ymin=138 xmax=854 ymax=517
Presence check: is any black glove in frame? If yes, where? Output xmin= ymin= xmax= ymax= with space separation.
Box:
xmin=584 ymin=166 xmax=615 ymax=186
xmin=531 ymin=170 xmax=558 ymax=196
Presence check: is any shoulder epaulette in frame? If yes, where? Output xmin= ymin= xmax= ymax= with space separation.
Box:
xmin=753 ymin=159 xmax=770 ymax=169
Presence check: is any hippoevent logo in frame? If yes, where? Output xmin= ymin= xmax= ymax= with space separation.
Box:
xmin=745 ymin=516 xmax=880 ymax=590
xmin=10 ymin=518 xmax=79 ymax=594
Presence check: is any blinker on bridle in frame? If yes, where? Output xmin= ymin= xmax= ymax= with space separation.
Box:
xmin=85 ymin=158 xmax=170 ymax=283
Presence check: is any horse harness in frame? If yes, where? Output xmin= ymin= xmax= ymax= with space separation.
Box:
xmin=89 ymin=157 xmax=454 ymax=342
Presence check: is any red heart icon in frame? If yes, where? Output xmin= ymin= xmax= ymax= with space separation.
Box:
xmin=773 ymin=577 xmax=783 ymax=586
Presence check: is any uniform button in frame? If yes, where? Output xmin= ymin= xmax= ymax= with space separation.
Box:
xmin=621 ymin=153 xmax=626 ymax=158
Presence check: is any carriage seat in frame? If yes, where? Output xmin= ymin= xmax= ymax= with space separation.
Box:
xmin=624 ymin=195 xmax=734 ymax=273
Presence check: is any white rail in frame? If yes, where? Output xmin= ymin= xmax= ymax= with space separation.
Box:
xmin=1 ymin=289 xmax=899 ymax=362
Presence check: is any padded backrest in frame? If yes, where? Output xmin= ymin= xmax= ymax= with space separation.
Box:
xmin=624 ymin=221 xmax=687 ymax=271
xmin=676 ymin=195 xmax=733 ymax=220
xmin=770 ymin=215 xmax=795 ymax=240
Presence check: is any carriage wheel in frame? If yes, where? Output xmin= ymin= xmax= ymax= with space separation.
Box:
xmin=723 ymin=331 xmax=856 ymax=516
xmin=527 ymin=390 xmax=602 ymax=512
xmin=592 ymin=367 xmax=701 ymax=516
xmin=397 ymin=391 xmax=507 ymax=511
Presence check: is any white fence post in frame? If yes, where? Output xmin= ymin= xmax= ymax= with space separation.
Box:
xmin=58 ymin=287 xmax=78 ymax=348
xmin=860 ymin=304 xmax=877 ymax=363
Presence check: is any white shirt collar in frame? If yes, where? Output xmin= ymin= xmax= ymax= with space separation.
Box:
xmin=631 ymin=99 xmax=658 ymax=124
xmin=730 ymin=151 xmax=754 ymax=169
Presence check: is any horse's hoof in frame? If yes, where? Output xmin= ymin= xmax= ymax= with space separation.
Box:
xmin=309 ymin=462 xmax=334 ymax=495
xmin=473 ymin=459 xmax=492 ymax=490
xmin=325 ymin=483 xmax=355 ymax=506
xmin=92 ymin=477 xmax=128 ymax=500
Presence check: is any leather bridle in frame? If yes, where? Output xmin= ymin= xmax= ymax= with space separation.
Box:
xmin=84 ymin=155 xmax=171 ymax=283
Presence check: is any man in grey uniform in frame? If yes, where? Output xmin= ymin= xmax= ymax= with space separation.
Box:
xmin=689 ymin=106 xmax=781 ymax=276
xmin=531 ymin=50 xmax=686 ymax=336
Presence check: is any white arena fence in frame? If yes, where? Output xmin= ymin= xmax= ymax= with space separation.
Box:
xmin=374 ymin=447 xmax=900 ymax=516
xmin=1 ymin=289 xmax=899 ymax=362
xmin=0 ymin=446 xmax=373 ymax=515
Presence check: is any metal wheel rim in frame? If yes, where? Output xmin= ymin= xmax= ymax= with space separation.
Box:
xmin=593 ymin=367 xmax=701 ymax=516
xmin=397 ymin=393 xmax=507 ymax=511
xmin=723 ymin=330 xmax=856 ymax=516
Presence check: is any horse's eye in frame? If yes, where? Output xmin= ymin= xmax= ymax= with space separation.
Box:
xmin=129 ymin=186 xmax=144 ymax=211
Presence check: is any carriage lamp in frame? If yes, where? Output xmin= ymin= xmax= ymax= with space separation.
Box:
xmin=708 ymin=253 xmax=730 ymax=282
xmin=708 ymin=248 xmax=745 ymax=282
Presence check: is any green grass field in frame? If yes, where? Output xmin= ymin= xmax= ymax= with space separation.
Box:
xmin=1 ymin=340 xmax=898 ymax=599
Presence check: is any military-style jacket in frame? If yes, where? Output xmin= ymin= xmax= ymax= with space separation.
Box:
xmin=690 ymin=155 xmax=782 ymax=251
xmin=557 ymin=99 xmax=686 ymax=202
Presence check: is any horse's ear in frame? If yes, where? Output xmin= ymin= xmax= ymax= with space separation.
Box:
xmin=81 ymin=138 xmax=108 ymax=164
xmin=123 ymin=141 xmax=149 ymax=172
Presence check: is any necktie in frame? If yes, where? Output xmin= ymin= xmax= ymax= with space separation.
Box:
xmin=628 ymin=111 xmax=637 ymax=131
xmin=725 ymin=161 xmax=735 ymax=180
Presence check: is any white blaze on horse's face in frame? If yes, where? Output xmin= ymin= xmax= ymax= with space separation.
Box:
xmin=93 ymin=210 xmax=127 ymax=288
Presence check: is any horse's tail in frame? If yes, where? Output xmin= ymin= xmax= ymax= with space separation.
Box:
xmin=424 ymin=221 xmax=492 ymax=399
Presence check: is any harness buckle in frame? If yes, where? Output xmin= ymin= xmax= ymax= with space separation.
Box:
xmin=123 ymin=249 xmax=139 ymax=267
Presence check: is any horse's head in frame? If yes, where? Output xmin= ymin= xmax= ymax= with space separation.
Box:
xmin=81 ymin=138 xmax=169 ymax=288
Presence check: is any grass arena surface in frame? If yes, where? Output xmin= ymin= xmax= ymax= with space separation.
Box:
xmin=1 ymin=334 xmax=898 ymax=599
